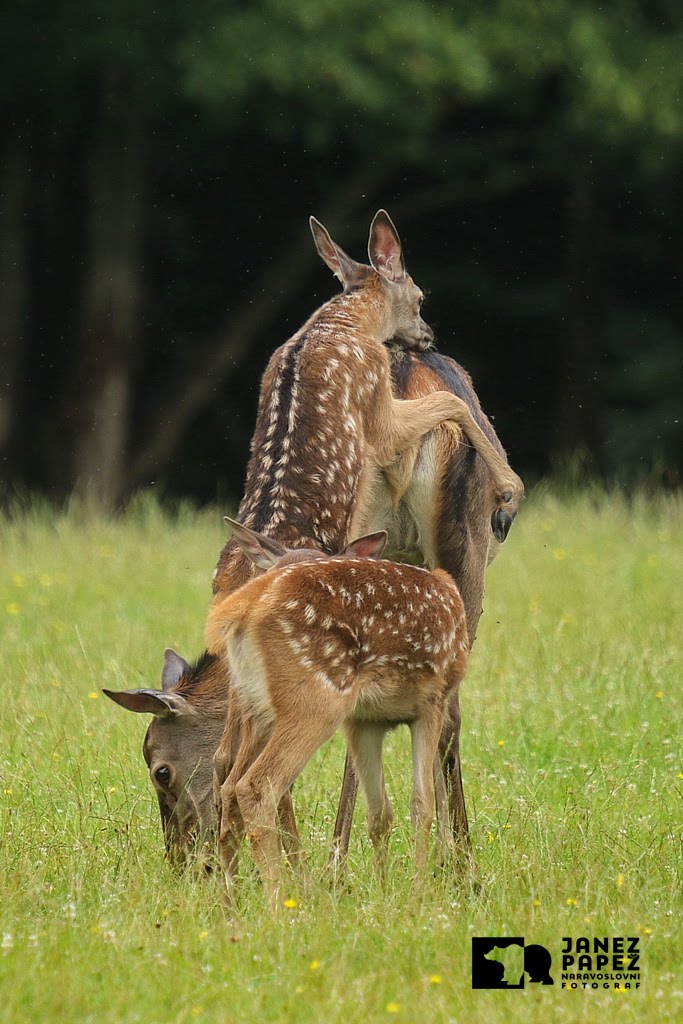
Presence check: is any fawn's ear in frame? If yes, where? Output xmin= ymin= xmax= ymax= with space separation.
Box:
xmin=368 ymin=210 xmax=405 ymax=283
xmin=225 ymin=515 xmax=288 ymax=569
xmin=341 ymin=531 xmax=388 ymax=560
xmin=102 ymin=688 xmax=193 ymax=718
xmin=161 ymin=648 xmax=190 ymax=691
xmin=309 ymin=216 xmax=361 ymax=288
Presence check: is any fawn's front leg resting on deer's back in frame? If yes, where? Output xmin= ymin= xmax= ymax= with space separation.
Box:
xmin=387 ymin=392 xmax=523 ymax=504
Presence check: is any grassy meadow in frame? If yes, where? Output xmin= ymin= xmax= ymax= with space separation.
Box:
xmin=0 ymin=489 xmax=681 ymax=1023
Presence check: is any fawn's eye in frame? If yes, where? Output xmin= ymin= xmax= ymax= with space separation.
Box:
xmin=154 ymin=765 xmax=171 ymax=786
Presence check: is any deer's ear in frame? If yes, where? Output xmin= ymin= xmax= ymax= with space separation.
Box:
xmin=102 ymin=688 xmax=193 ymax=718
xmin=341 ymin=531 xmax=388 ymax=560
xmin=161 ymin=648 xmax=190 ymax=691
xmin=309 ymin=216 xmax=361 ymax=289
xmin=225 ymin=516 xmax=287 ymax=569
xmin=368 ymin=210 xmax=405 ymax=283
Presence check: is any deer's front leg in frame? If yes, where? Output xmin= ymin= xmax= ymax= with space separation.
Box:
xmin=439 ymin=689 xmax=471 ymax=851
xmin=330 ymin=750 xmax=359 ymax=871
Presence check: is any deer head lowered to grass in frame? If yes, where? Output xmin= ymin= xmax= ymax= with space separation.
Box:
xmin=104 ymin=211 xmax=523 ymax=864
xmin=206 ymin=519 xmax=469 ymax=907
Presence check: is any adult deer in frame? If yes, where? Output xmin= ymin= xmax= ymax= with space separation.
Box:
xmin=104 ymin=212 xmax=523 ymax=862
xmin=206 ymin=520 xmax=469 ymax=907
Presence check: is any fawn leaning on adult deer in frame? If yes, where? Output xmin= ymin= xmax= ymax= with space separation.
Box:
xmin=206 ymin=519 xmax=469 ymax=906
xmin=103 ymin=210 xmax=522 ymax=865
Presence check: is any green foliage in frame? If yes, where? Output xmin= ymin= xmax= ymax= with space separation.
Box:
xmin=0 ymin=491 xmax=681 ymax=1021
xmin=178 ymin=0 xmax=683 ymax=155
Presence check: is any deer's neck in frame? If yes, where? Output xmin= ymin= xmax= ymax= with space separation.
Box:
xmin=294 ymin=285 xmax=389 ymax=348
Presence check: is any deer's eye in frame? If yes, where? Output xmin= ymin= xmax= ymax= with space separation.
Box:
xmin=154 ymin=765 xmax=171 ymax=787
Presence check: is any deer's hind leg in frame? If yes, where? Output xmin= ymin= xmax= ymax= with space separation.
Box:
xmin=344 ymin=722 xmax=393 ymax=873
xmin=235 ymin=709 xmax=343 ymax=909
xmin=410 ymin=704 xmax=446 ymax=874
xmin=217 ymin=716 xmax=268 ymax=884
xmin=439 ymin=689 xmax=470 ymax=849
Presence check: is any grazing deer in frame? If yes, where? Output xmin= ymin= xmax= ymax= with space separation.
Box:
xmin=206 ymin=520 xmax=469 ymax=905
xmin=104 ymin=212 xmax=522 ymax=862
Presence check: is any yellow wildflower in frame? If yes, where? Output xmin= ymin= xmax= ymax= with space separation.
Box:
xmin=283 ymin=898 xmax=298 ymax=909
xmin=12 ymin=574 xmax=25 ymax=588
xmin=309 ymin=960 xmax=320 ymax=972
xmin=386 ymin=1003 xmax=400 ymax=1014
xmin=88 ymin=692 xmax=99 ymax=700
xmin=5 ymin=603 xmax=19 ymax=615
xmin=429 ymin=975 xmax=442 ymax=985
xmin=566 ymin=897 xmax=577 ymax=906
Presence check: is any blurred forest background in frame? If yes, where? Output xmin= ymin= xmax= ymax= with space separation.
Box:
xmin=1 ymin=0 xmax=681 ymax=512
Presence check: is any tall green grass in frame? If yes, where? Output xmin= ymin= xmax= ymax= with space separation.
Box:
xmin=0 ymin=490 xmax=681 ymax=1023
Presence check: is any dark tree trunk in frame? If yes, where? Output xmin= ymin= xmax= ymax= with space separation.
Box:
xmin=0 ymin=129 xmax=29 ymax=485
xmin=554 ymin=159 xmax=605 ymax=473
xmin=71 ymin=69 xmax=144 ymax=512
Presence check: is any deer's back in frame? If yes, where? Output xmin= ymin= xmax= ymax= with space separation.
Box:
xmin=250 ymin=560 xmax=467 ymax=704
xmin=214 ymin=297 xmax=392 ymax=593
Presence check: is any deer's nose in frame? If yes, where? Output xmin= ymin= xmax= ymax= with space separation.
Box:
xmin=419 ymin=319 xmax=434 ymax=346
xmin=491 ymin=508 xmax=513 ymax=543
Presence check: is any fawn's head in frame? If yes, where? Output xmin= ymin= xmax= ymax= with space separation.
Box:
xmin=310 ymin=209 xmax=434 ymax=350
xmin=103 ymin=650 xmax=226 ymax=867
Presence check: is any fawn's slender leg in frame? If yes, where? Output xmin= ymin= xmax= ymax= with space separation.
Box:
xmin=235 ymin=714 xmax=341 ymax=909
xmin=216 ymin=709 xmax=302 ymax=874
xmin=278 ymin=789 xmax=303 ymax=868
xmin=330 ymin=751 xmax=358 ymax=869
xmin=440 ymin=690 xmax=471 ymax=849
xmin=345 ymin=722 xmax=393 ymax=871
xmin=410 ymin=708 xmax=444 ymax=873
xmin=387 ymin=392 xmax=523 ymax=502
xmin=433 ymin=752 xmax=452 ymax=867
xmin=218 ymin=720 xmax=267 ymax=883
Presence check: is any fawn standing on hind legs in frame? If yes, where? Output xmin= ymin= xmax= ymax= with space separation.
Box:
xmin=206 ymin=520 xmax=469 ymax=908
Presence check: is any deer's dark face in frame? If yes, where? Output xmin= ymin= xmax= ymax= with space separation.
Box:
xmin=310 ymin=209 xmax=434 ymax=351
xmin=141 ymin=709 xmax=225 ymax=864
xmin=381 ymin=274 xmax=433 ymax=351
xmin=103 ymin=652 xmax=227 ymax=865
